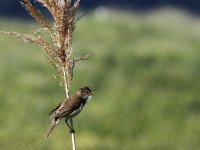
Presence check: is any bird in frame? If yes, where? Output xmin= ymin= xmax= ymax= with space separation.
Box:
xmin=46 ymin=86 xmax=96 ymax=138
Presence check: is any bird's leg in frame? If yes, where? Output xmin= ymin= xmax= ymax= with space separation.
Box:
xmin=65 ymin=118 xmax=75 ymax=133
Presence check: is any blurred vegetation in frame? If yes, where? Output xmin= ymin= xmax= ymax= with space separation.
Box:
xmin=0 ymin=9 xmax=200 ymax=150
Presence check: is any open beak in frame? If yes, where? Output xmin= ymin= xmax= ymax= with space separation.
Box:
xmin=91 ymin=89 xmax=97 ymax=95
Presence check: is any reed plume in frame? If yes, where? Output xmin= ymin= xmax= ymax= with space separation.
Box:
xmin=1 ymin=0 xmax=94 ymax=93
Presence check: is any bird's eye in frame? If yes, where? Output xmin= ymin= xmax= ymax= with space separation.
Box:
xmin=86 ymin=90 xmax=89 ymax=94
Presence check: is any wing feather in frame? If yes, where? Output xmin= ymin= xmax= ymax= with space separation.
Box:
xmin=54 ymin=97 xmax=82 ymax=118
xmin=49 ymin=103 xmax=61 ymax=115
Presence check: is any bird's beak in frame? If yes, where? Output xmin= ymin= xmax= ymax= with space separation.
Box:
xmin=91 ymin=89 xmax=97 ymax=95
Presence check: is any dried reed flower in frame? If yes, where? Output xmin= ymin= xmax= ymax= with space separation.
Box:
xmin=1 ymin=0 xmax=94 ymax=93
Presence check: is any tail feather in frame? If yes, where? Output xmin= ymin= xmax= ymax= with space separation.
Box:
xmin=46 ymin=119 xmax=59 ymax=138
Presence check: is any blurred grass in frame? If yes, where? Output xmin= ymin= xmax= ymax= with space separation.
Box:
xmin=0 ymin=8 xmax=200 ymax=150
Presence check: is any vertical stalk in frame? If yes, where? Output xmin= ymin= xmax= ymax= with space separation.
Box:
xmin=70 ymin=118 xmax=76 ymax=150
xmin=63 ymin=67 xmax=69 ymax=98
xmin=63 ymin=67 xmax=76 ymax=150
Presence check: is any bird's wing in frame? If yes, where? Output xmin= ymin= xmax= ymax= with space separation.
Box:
xmin=54 ymin=97 xmax=82 ymax=118
xmin=49 ymin=102 xmax=61 ymax=115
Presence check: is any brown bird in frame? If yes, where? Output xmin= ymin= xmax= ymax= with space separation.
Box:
xmin=46 ymin=86 xmax=96 ymax=138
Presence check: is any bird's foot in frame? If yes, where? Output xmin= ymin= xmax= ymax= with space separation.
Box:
xmin=70 ymin=129 xmax=75 ymax=134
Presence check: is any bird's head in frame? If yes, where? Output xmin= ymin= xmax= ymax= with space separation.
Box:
xmin=76 ymin=86 xmax=97 ymax=99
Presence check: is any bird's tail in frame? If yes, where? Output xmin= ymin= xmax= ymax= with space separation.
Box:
xmin=46 ymin=118 xmax=59 ymax=138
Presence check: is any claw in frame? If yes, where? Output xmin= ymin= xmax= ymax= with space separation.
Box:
xmin=70 ymin=129 xmax=75 ymax=133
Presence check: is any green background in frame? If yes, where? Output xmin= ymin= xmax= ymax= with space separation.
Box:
xmin=0 ymin=9 xmax=200 ymax=150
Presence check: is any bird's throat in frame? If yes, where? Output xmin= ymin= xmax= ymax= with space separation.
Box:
xmin=87 ymin=95 xmax=92 ymax=102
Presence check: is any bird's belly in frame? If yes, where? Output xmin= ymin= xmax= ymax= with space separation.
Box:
xmin=67 ymin=107 xmax=83 ymax=119
xmin=70 ymin=110 xmax=81 ymax=118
